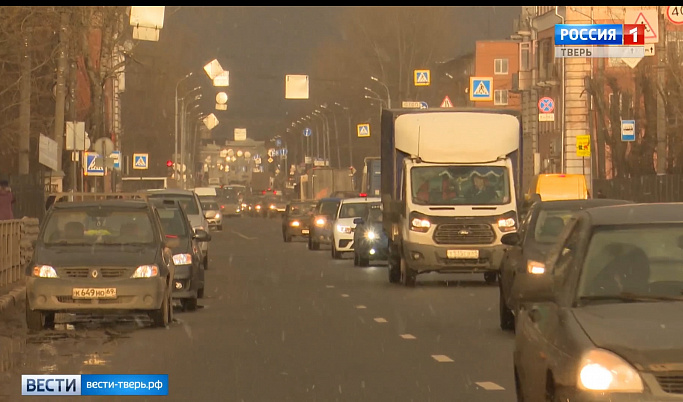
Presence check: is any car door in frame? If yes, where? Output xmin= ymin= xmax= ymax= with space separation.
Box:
xmin=516 ymin=217 xmax=582 ymax=399
xmin=501 ymin=203 xmax=536 ymax=304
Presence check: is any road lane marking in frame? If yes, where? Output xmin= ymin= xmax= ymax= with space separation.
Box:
xmin=374 ymin=317 xmax=387 ymax=323
xmin=400 ymin=334 xmax=416 ymax=340
xmin=326 ymin=285 xmax=335 ymax=288
xmin=476 ymin=382 xmax=505 ymax=391
xmin=355 ymin=305 xmax=366 ymax=309
xmin=340 ymin=294 xmax=349 ymax=298
xmin=431 ymin=355 xmax=454 ymax=362
xmin=231 ymin=230 xmax=256 ymax=240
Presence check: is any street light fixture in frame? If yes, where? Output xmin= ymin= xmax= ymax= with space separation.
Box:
xmin=175 ymin=72 xmax=193 ymax=167
xmin=370 ymin=76 xmax=391 ymax=108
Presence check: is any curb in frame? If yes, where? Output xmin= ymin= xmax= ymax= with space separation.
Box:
xmin=0 ymin=286 xmax=26 ymax=314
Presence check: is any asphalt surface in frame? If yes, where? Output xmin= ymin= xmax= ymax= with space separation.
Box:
xmin=0 ymin=216 xmax=516 ymax=402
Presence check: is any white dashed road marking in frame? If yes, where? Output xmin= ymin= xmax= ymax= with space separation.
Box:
xmin=340 ymin=294 xmax=349 ymax=298
xmin=431 ymin=355 xmax=454 ymax=363
xmin=400 ymin=334 xmax=416 ymax=340
xmin=373 ymin=317 xmax=387 ymax=323
xmin=476 ymin=382 xmax=505 ymax=391
xmin=355 ymin=305 xmax=367 ymax=309
xmin=326 ymin=285 xmax=335 ymax=288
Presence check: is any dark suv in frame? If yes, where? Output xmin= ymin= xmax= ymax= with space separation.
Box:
xmin=307 ymin=197 xmax=341 ymax=250
xmin=152 ymin=199 xmax=211 ymax=311
xmin=26 ymin=193 xmax=175 ymax=330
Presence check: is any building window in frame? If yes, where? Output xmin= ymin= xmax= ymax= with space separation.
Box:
xmin=494 ymin=58 xmax=509 ymax=75
xmin=494 ymin=89 xmax=508 ymax=105
xmin=520 ymin=42 xmax=531 ymax=71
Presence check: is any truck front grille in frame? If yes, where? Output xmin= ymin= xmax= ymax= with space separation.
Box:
xmin=433 ymin=223 xmax=495 ymax=245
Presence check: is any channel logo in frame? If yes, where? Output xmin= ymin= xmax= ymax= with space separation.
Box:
xmin=22 ymin=374 xmax=169 ymax=396
xmin=555 ymin=24 xmax=645 ymax=46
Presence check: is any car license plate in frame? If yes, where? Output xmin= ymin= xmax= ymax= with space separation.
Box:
xmin=72 ymin=288 xmax=117 ymax=299
xmin=301 ymin=229 xmax=310 ymax=234
xmin=447 ymin=250 xmax=479 ymax=259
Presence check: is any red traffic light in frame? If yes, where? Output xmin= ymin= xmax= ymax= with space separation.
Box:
xmin=166 ymin=160 xmax=173 ymax=167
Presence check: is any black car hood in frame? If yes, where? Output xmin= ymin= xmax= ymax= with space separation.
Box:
xmin=33 ymin=244 xmax=160 ymax=267
xmin=573 ymin=303 xmax=683 ymax=369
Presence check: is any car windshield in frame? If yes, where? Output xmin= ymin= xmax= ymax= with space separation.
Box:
xmin=42 ymin=208 xmax=155 ymax=245
xmin=339 ymin=202 xmax=370 ymax=219
xmin=366 ymin=206 xmax=383 ymax=223
xmin=533 ymin=210 xmax=574 ymax=243
xmin=148 ymin=194 xmax=199 ymax=215
xmin=156 ymin=208 xmax=188 ymax=237
xmin=577 ymin=224 xmax=683 ymax=302
xmin=201 ymin=201 xmax=219 ymax=211
xmin=411 ymin=166 xmax=510 ymax=206
xmin=289 ymin=203 xmax=314 ymax=216
xmin=319 ymin=201 xmax=339 ymax=216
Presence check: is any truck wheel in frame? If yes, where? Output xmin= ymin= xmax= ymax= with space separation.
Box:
xmin=484 ymin=272 xmax=497 ymax=284
xmin=499 ymin=286 xmax=515 ymax=331
xmin=400 ymin=258 xmax=416 ymax=287
xmin=353 ymin=253 xmax=360 ymax=266
xmin=388 ymin=256 xmax=401 ymax=283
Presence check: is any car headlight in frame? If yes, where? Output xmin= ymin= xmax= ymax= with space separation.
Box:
xmin=290 ymin=220 xmax=300 ymax=227
xmin=526 ymin=260 xmax=545 ymax=274
xmin=365 ymin=230 xmax=377 ymax=240
xmin=315 ymin=217 xmax=326 ymax=227
xmin=578 ymin=349 xmax=643 ymax=392
xmin=337 ymin=225 xmax=352 ymax=233
xmin=269 ymin=204 xmax=276 ymax=210
xmin=32 ymin=265 xmax=58 ymax=278
xmin=215 ymin=212 xmax=221 ymax=219
xmin=173 ymin=254 xmax=192 ymax=265
xmin=255 ymin=205 xmax=262 ymax=210
xmin=131 ymin=265 xmax=159 ymax=278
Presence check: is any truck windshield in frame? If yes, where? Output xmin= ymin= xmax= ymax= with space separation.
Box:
xmin=411 ymin=166 xmax=510 ymax=206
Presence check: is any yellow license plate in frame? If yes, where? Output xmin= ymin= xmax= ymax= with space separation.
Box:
xmin=447 ymin=250 xmax=479 ymax=259
xmin=72 ymin=288 xmax=117 ymax=299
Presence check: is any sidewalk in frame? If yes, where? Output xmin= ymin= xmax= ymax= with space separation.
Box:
xmin=0 ymin=281 xmax=26 ymax=314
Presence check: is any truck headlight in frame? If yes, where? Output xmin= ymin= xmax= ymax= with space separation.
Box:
xmin=410 ymin=218 xmax=431 ymax=233
xmin=578 ymin=349 xmax=643 ymax=392
xmin=497 ymin=211 xmax=517 ymax=233
xmin=32 ymin=265 xmax=58 ymax=278
xmin=173 ymin=254 xmax=192 ymax=265
xmin=526 ymin=260 xmax=545 ymax=274
xmin=132 ymin=265 xmax=159 ymax=278
xmin=365 ymin=230 xmax=377 ymax=240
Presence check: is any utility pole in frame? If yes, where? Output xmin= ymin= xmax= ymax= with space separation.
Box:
xmin=18 ymin=30 xmax=31 ymax=175
xmin=54 ymin=12 xmax=69 ymax=182
xmin=656 ymin=6 xmax=667 ymax=174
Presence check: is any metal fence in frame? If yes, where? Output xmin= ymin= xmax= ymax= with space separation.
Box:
xmin=9 ymin=173 xmax=47 ymax=221
xmin=0 ymin=220 xmax=21 ymax=289
xmin=594 ymin=175 xmax=683 ymax=203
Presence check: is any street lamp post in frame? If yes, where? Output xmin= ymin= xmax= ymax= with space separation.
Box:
xmin=370 ymin=76 xmax=391 ymax=108
xmin=320 ymin=104 xmax=341 ymax=168
xmin=181 ymin=95 xmax=202 ymax=188
xmin=333 ymin=102 xmax=353 ymax=169
xmin=175 ymin=72 xmax=193 ymax=168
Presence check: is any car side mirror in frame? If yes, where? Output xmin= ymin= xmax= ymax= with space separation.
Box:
xmin=501 ymin=232 xmax=521 ymax=246
xmin=193 ymin=229 xmax=212 ymax=242
xmin=511 ymin=273 xmax=555 ymax=305
xmin=353 ymin=218 xmax=364 ymax=225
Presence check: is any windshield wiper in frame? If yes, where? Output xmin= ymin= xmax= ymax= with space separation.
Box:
xmin=579 ymin=292 xmax=683 ymax=305
xmin=47 ymin=241 xmax=92 ymax=246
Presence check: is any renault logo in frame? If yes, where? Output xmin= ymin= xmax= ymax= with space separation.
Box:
xmin=91 ymin=270 xmax=99 ymax=278
xmin=459 ymin=230 xmax=469 ymax=235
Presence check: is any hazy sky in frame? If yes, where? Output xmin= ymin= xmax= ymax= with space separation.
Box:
xmin=162 ymin=6 xmax=520 ymax=141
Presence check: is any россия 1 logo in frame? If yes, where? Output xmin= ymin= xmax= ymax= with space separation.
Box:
xmin=555 ymin=24 xmax=644 ymax=46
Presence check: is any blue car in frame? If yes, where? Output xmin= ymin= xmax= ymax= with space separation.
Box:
xmin=353 ymin=204 xmax=388 ymax=266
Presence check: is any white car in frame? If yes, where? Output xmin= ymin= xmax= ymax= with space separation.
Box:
xmin=330 ymin=197 xmax=381 ymax=259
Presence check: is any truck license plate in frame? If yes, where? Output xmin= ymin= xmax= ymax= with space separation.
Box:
xmin=72 ymin=288 xmax=117 ymax=299
xmin=447 ymin=250 xmax=479 ymax=259
xmin=301 ymin=229 xmax=310 ymax=234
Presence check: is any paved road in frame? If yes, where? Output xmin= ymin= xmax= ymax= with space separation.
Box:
xmin=0 ymin=216 xmax=516 ymax=402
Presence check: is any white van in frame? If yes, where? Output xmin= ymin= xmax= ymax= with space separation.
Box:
xmin=194 ymin=187 xmax=217 ymax=198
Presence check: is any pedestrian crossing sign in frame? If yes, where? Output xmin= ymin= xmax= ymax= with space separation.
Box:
xmin=470 ymin=77 xmax=493 ymax=101
xmin=414 ymin=70 xmax=430 ymax=86
xmin=133 ymin=153 xmax=149 ymax=170
xmin=84 ymin=152 xmax=104 ymax=176
xmin=357 ymin=123 xmax=370 ymax=138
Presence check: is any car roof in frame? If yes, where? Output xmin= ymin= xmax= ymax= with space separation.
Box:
xmin=341 ymin=197 xmax=381 ymax=203
xmin=583 ymin=202 xmax=683 ymax=226
xmin=318 ymin=197 xmax=342 ymax=202
xmin=146 ymin=188 xmax=195 ymax=196
xmin=536 ymin=198 xmax=633 ymax=211
xmin=52 ymin=199 xmax=150 ymax=210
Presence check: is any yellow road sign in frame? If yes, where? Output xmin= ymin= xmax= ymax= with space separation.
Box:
xmin=576 ymin=135 xmax=591 ymax=157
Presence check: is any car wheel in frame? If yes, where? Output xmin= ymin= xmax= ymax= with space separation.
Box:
xmin=514 ymin=368 xmax=525 ymax=402
xmin=203 ymin=255 xmax=209 ymax=270
xmin=310 ymin=238 xmax=320 ymax=250
xmin=284 ymin=232 xmax=292 ymax=243
xmin=484 ymin=272 xmax=497 ymax=284
xmin=353 ymin=252 xmax=359 ymax=266
xmin=499 ymin=285 xmax=515 ymax=331
xmin=150 ymin=290 xmax=171 ymax=327
xmin=331 ymin=243 xmax=342 ymax=259
xmin=25 ymin=302 xmax=54 ymax=331
xmin=400 ymin=257 xmax=416 ymax=287
xmin=197 ymin=287 xmax=204 ymax=299
xmin=182 ymin=297 xmax=198 ymax=312
xmin=218 ymin=225 xmax=223 ymax=231
xmin=358 ymin=255 xmax=370 ymax=267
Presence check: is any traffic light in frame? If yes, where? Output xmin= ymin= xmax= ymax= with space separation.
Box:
xmin=166 ymin=160 xmax=173 ymax=167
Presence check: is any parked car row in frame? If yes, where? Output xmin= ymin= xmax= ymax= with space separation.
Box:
xmin=25 ymin=191 xmax=213 ymax=331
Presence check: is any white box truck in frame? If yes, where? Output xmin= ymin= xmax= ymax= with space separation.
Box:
xmin=381 ymin=108 xmax=525 ymax=286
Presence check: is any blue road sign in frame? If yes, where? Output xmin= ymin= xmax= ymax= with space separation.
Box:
xmin=85 ymin=152 xmax=104 ymax=176
xmin=621 ymin=120 xmax=635 ymax=142
xmin=420 ymin=101 xmax=428 ymax=109
xmin=303 ymin=128 xmax=312 ymax=137
xmin=133 ymin=153 xmax=148 ymax=170
xmin=275 ymin=138 xmax=282 ymax=147
xmin=470 ymin=77 xmax=493 ymax=101
xmin=111 ymin=151 xmax=121 ymax=169
xmin=357 ymin=124 xmax=370 ymax=138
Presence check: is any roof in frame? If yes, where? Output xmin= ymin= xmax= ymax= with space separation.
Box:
xmin=53 ymin=199 xmax=150 ymax=210
xmin=146 ymin=188 xmax=195 ymax=196
xmin=318 ymin=197 xmax=343 ymax=202
xmin=341 ymin=197 xmax=381 ymax=204
xmin=584 ymin=202 xmax=683 ymax=226
xmin=538 ymin=198 xmax=633 ymax=211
